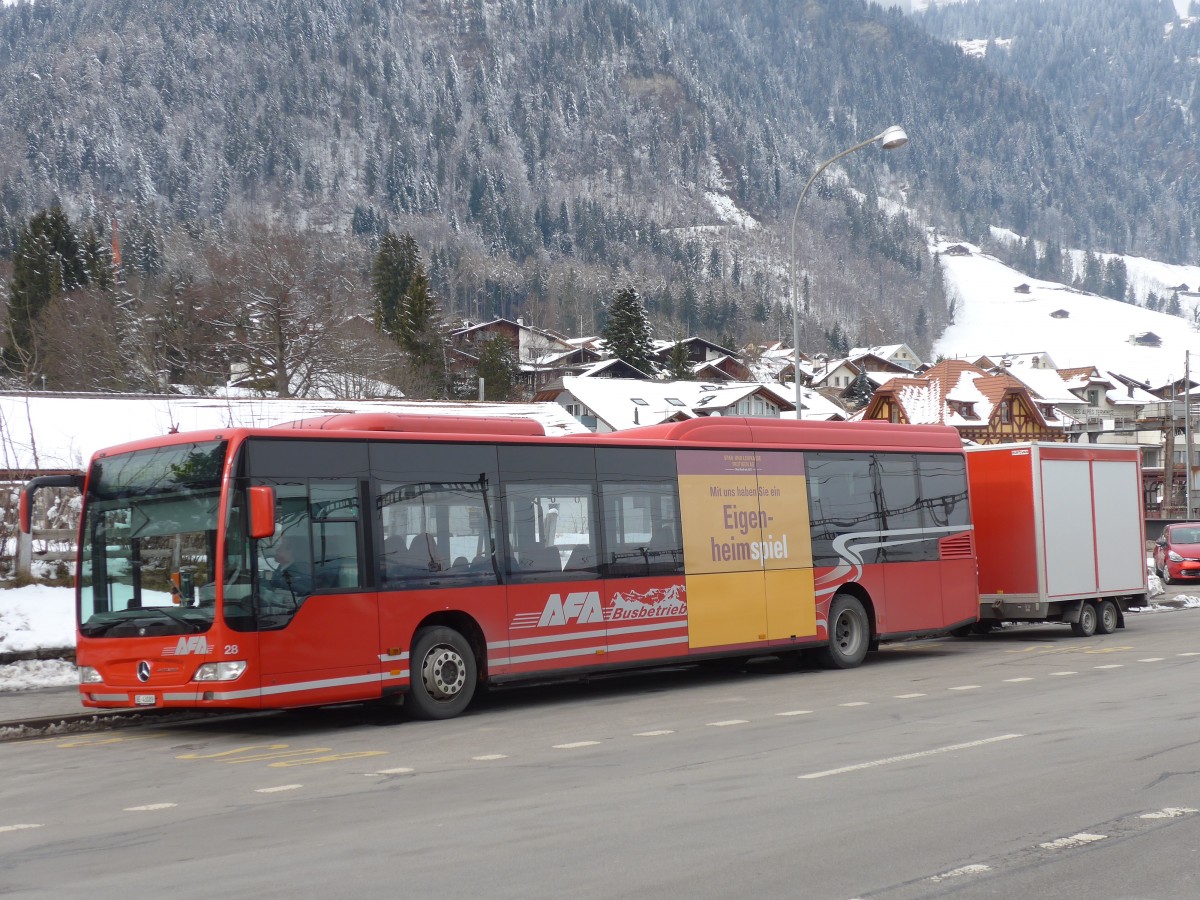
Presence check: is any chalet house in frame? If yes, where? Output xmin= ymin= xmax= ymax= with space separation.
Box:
xmin=861 ymin=359 xmax=1068 ymax=444
xmin=449 ymin=318 xmax=578 ymax=393
xmin=533 ymin=376 xmax=795 ymax=433
xmin=1050 ymin=309 xmax=1070 ymax=319
xmin=1130 ymin=332 xmax=1162 ymax=347
xmin=1014 ymin=283 xmax=1031 ymax=294
xmin=848 ymin=344 xmax=923 ymax=372
xmin=944 ymin=244 xmax=972 ymax=256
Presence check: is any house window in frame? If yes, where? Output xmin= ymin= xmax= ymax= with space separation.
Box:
xmin=1087 ymin=389 xmax=1100 ymax=406
xmin=889 ymin=405 xmax=900 ymax=423
xmin=632 ymin=398 xmax=649 ymax=406
xmin=1000 ymin=401 xmax=1011 ymax=424
xmin=1142 ymin=449 xmax=1161 ymax=467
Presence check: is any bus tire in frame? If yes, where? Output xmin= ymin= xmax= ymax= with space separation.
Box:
xmin=1096 ymin=599 xmax=1119 ymax=635
xmin=407 ymin=626 xmax=477 ymax=720
xmin=820 ymin=594 xmax=869 ymax=669
xmin=1070 ymin=602 xmax=1098 ymax=638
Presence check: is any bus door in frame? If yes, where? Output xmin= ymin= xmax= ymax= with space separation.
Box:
xmin=254 ymin=478 xmax=380 ymax=705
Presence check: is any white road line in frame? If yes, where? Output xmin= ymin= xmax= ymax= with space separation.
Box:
xmin=949 ymin=685 xmax=980 ymax=691
xmin=0 ymin=824 xmax=43 ymax=833
xmin=124 ymin=803 xmax=177 ymax=812
xmin=1051 ymin=671 xmax=1078 ymax=676
xmin=799 ymin=734 xmax=1023 ymax=780
xmin=1039 ymin=833 xmax=1106 ymax=850
xmin=930 ymin=864 xmax=991 ymax=882
xmin=775 ymin=710 xmax=813 ymax=717
xmin=553 ymin=741 xmax=601 ymax=749
xmin=255 ymin=784 xmax=302 ymax=793
xmin=707 ymin=719 xmax=748 ymax=727
xmin=1004 ymin=677 xmax=1034 ymax=683
xmin=371 ymin=767 xmax=415 ymax=775
xmin=839 ymin=701 xmax=869 ymax=707
xmin=472 ymin=754 xmax=509 ymax=760
xmin=1094 ymin=664 xmax=1124 ymax=670
xmin=634 ymin=730 xmax=675 ymax=736
xmin=895 ymin=693 xmax=926 ymax=699
xmin=1138 ymin=658 xmax=1165 ymax=662
xmin=1178 ymin=652 xmax=1200 ymax=657
xmin=1140 ymin=807 xmax=1197 ymax=819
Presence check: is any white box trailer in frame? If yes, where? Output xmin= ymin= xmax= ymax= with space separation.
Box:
xmin=965 ymin=442 xmax=1148 ymax=635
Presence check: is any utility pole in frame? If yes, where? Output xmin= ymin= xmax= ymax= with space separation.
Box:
xmin=1187 ymin=350 xmax=1193 ymax=519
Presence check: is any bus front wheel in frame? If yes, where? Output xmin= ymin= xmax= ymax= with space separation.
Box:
xmin=820 ymin=594 xmax=869 ymax=669
xmin=408 ymin=626 xmax=478 ymax=720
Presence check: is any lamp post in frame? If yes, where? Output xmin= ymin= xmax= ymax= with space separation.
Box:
xmin=791 ymin=125 xmax=908 ymax=418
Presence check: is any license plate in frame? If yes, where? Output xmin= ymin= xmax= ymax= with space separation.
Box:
xmin=134 ymin=694 xmax=157 ymax=707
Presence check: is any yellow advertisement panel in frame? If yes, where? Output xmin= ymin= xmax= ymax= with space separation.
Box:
xmin=677 ymin=449 xmax=816 ymax=648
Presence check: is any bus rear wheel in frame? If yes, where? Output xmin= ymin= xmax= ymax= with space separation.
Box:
xmin=408 ymin=626 xmax=478 ymax=720
xmin=820 ymin=594 xmax=869 ymax=669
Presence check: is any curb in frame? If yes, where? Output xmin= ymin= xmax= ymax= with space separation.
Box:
xmin=0 ymin=647 xmax=76 ymax=666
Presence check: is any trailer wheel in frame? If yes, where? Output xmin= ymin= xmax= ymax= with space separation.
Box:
xmin=407 ymin=626 xmax=477 ymax=720
xmin=1070 ymin=602 xmax=1098 ymax=638
xmin=820 ymin=594 xmax=869 ymax=669
xmin=1096 ymin=599 xmax=1119 ymax=635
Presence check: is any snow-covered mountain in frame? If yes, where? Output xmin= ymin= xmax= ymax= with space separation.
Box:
xmin=934 ymin=242 xmax=1200 ymax=387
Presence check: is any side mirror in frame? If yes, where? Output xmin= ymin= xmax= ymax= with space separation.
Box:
xmin=247 ymin=485 xmax=277 ymax=540
xmin=19 ymin=473 xmax=85 ymax=533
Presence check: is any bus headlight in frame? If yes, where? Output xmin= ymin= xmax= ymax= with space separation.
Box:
xmin=194 ymin=661 xmax=247 ymax=682
xmin=78 ymin=666 xmax=102 ymax=684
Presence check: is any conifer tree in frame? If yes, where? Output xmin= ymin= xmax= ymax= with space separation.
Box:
xmin=665 ymin=339 xmax=693 ymax=381
xmin=371 ymin=230 xmax=445 ymax=394
xmin=476 ymin=334 xmax=521 ymax=400
xmin=3 ymin=207 xmax=87 ymax=375
xmin=602 ymin=286 xmax=655 ymax=375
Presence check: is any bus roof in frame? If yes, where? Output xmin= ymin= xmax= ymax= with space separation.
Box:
xmin=89 ymin=413 xmax=965 ymax=462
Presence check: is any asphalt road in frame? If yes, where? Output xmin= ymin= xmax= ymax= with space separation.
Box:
xmin=3 ymin=606 xmax=1200 ymax=899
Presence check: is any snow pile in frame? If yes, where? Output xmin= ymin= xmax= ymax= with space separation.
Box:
xmin=0 ymin=584 xmax=76 ymax=654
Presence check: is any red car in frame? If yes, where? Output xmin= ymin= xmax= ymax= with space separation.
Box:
xmin=1154 ymin=523 xmax=1200 ymax=585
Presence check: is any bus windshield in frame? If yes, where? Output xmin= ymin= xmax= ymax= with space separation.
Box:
xmin=78 ymin=441 xmax=227 ymax=638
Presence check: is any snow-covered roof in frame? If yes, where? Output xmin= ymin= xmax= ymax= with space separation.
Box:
xmin=0 ymin=393 xmax=588 ymax=473
xmin=548 ymin=376 xmax=804 ymax=431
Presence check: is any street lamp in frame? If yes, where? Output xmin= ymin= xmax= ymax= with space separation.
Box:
xmin=790 ymin=125 xmax=909 ymax=418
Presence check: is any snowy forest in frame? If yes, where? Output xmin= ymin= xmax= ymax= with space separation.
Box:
xmin=0 ymin=0 xmax=1197 ymax=397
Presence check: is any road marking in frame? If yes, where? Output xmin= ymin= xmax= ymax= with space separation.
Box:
xmin=1051 ymin=671 xmax=1077 ymax=676
xmin=553 ymin=741 xmax=600 ymax=749
xmin=708 ymin=719 xmax=749 ymax=727
xmin=839 ymin=701 xmax=869 ymax=707
xmin=0 ymin=824 xmax=43 ymax=833
xmin=124 ymin=803 xmax=177 ymax=812
xmin=634 ymin=730 xmax=675 ymax=736
xmin=1094 ymin=664 xmax=1124 ymax=670
xmin=370 ymin=767 xmax=415 ymax=775
xmin=1004 ymin=677 xmax=1034 ymax=682
xmin=1039 ymin=833 xmax=1106 ymax=850
xmin=1140 ymin=807 xmax=1197 ymax=819
xmin=1138 ymin=658 xmax=1165 ymax=662
xmin=271 ymin=751 xmax=388 ymax=768
xmin=256 ymin=784 xmax=302 ymax=793
xmin=1178 ymin=652 xmax=1200 ymax=657
xmin=930 ymin=864 xmax=991 ymax=882
xmin=775 ymin=710 xmax=813 ymax=717
xmin=895 ymin=693 xmax=926 ymax=699
xmin=949 ymin=685 xmax=980 ymax=691
xmin=798 ymin=734 xmax=1023 ymax=780
xmin=472 ymin=753 xmax=509 ymax=760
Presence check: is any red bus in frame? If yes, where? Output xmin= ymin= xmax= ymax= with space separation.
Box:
xmin=20 ymin=414 xmax=976 ymax=719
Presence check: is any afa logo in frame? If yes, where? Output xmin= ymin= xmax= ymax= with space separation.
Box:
xmin=163 ymin=636 xmax=213 ymax=656
xmin=538 ymin=591 xmax=604 ymax=627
